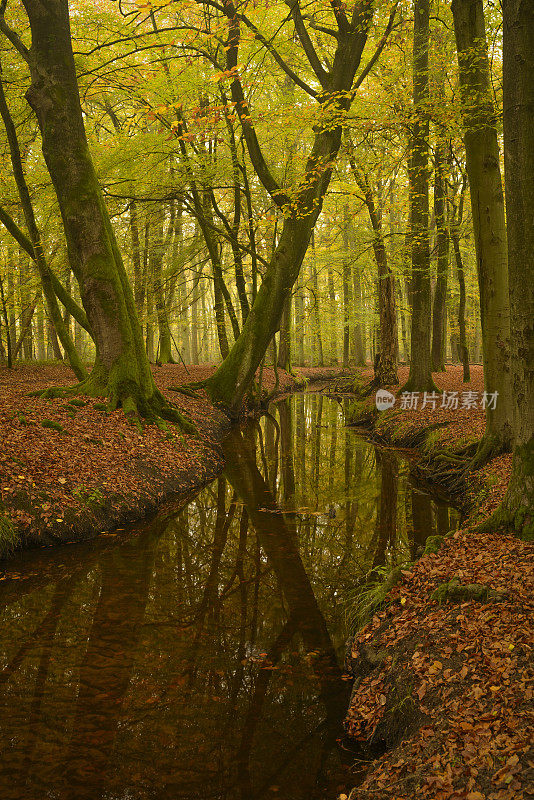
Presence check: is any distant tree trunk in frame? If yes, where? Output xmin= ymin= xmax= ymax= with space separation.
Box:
xmin=494 ymin=0 xmax=534 ymax=535
xmin=151 ymin=203 xmax=175 ymax=364
xmin=352 ymin=262 xmax=366 ymax=366
xmin=450 ymin=177 xmax=470 ymax=381
xmin=35 ymin=292 xmax=45 ymax=360
xmin=452 ymin=0 xmax=513 ymax=458
xmin=327 ymin=267 xmax=337 ymax=364
xmin=396 ymin=278 xmax=409 ymax=363
xmin=350 ymin=165 xmax=398 ymax=384
xmin=190 ymin=269 xmax=200 ymax=365
xmin=403 ymin=0 xmax=437 ymax=393
xmin=294 ymin=284 xmax=305 ymax=366
xmin=310 ymin=233 xmax=325 ymax=366
xmin=277 ymin=293 xmax=291 ymax=371
xmin=129 ymin=199 xmax=143 ymax=311
xmin=20 ymin=0 xmax=191 ymax=426
xmin=342 ymin=206 xmax=352 ymax=368
xmin=431 ymin=142 xmax=449 ymax=372
xmin=47 ymin=317 xmax=62 ymax=360
xmin=6 ymin=247 xmax=16 ymax=353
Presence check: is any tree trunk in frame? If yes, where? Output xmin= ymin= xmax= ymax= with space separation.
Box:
xmin=327 ymin=267 xmax=337 ymax=364
xmin=205 ymin=0 xmax=375 ymax=413
xmin=451 ymin=179 xmax=471 ymax=383
xmin=351 ymin=165 xmax=398 ymax=384
xmin=277 ymin=293 xmax=291 ymax=371
xmin=452 ymin=0 xmax=513 ymax=457
xmin=403 ymin=0 xmax=437 ymax=393
xmin=310 ymin=233 xmax=325 ymax=367
xmin=21 ymin=0 xmax=191 ymax=426
xmin=495 ymin=0 xmax=534 ymax=536
xmin=431 ymin=142 xmax=449 ymax=372
xmin=342 ymin=207 xmax=352 ymax=368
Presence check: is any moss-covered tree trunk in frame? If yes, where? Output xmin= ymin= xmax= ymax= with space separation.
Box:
xmin=452 ymin=0 xmax=513 ymax=458
xmin=20 ymin=0 xmax=189 ymax=425
xmin=403 ymin=0 xmax=437 ymax=393
xmin=495 ymin=0 xmax=534 ymax=536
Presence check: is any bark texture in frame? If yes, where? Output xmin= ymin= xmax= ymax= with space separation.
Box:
xmin=403 ymin=0 xmax=437 ymax=393
xmin=496 ymin=0 xmax=534 ymax=536
xmin=452 ymin=0 xmax=513 ymax=456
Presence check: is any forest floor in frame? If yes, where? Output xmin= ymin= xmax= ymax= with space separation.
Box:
xmin=340 ymin=365 xmax=533 ymax=800
xmin=0 ymin=362 xmax=343 ymax=555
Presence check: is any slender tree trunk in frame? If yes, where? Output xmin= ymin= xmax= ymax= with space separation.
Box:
xmin=294 ymin=283 xmax=305 ymax=367
xmin=403 ymin=0 xmax=437 ymax=392
xmin=35 ymin=292 xmax=45 ymax=360
xmin=431 ymin=142 xmax=449 ymax=371
xmin=450 ymin=185 xmax=471 ymax=381
xmin=277 ymin=293 xmax=291 ymax=371
xmin=495 ymin=0 xmax=534 ymax=535
xmin=327 ymin=267 xmax=337 ymax=364
xmin=342 ymin=206 xmax=352 ymax=368
xmin=452 ymin=0 xmax=513 ymax=456
xmin=351 ymin=165 xmax=398 ymax=384
xmin=310 ymin=233 xmax=325 ymax=367
xmin=6 ymin=247 xmax=16 ymax=353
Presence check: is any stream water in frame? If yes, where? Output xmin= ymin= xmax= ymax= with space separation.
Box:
xmin=0 ymin=394 xmax=459 ymax=800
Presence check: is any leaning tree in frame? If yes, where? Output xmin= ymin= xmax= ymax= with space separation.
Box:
xmin=189 ymin=0 xmax=399 ymax=414
xmin=0 ymin=0 xmax=194 ymax=428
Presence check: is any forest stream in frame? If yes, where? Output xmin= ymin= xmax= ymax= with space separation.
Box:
xmin=0 ymin=394 xmax=460 ymax=800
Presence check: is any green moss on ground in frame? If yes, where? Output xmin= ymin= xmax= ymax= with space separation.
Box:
xmin=431 ymin=577 xmax=507 ymax=603
xmin=41 ymin=419 xmax=64 ymax=432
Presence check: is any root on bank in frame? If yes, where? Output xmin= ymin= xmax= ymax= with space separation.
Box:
xmin=31 ymin=374 xmax=197 ymax=434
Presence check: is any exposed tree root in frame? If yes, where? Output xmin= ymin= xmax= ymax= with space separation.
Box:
xmin=30 ymin=377 xmax=197 ymax=434
xmin=468 ymin=432 xmax=511 ymax=471
xmin=167 ymin=385 xmax=200 ymax=399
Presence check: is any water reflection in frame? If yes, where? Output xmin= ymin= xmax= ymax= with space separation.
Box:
xmin=0 ymin=395 xmax=459 ymax=800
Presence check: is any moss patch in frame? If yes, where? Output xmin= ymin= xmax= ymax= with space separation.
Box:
xmin=431 ymin=577 xmax=507 ymax=603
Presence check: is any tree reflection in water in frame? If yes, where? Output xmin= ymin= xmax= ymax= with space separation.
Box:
xmin=0 ymin=395 xmax=459 ymax=800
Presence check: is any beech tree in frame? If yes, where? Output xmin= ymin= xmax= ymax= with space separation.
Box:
xmin=200 ymin=0 xmax=398 ymax=414
xmin=452 ymin=0 xmax=513 ymax=461
xmin=402 ymin=0 xmax=437 ymax=393
xmin=0 ymin=0 xmax=194 ymax=428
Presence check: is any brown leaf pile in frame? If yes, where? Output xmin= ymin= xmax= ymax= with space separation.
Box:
xmin=345 ymin=529 xmax=534 ymax=800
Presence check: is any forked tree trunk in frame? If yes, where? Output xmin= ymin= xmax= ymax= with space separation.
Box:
xmin=21 ymin=0 xmax=190 ymax=425
xmin=403 ymin=0 xmax=437 ymax=393
xmin=205 ymin=0 xmax=376 ymax=413
xmin=452 ymin=0 xmax=513 ymax=457
xmin=494 ymin=0 xmax=534 ymax=536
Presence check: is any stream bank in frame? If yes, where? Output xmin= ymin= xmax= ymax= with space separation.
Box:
xmin=333 ymin=365 xmax=533 ymax=800
xmin=0 ymin=363 xmax=347 ymax=559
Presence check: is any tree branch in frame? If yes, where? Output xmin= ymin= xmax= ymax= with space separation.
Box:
xmin=285 ymin=0 xmax=330 ymax=87
xmin=352 ymin=2 xmax=399 ymax=95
